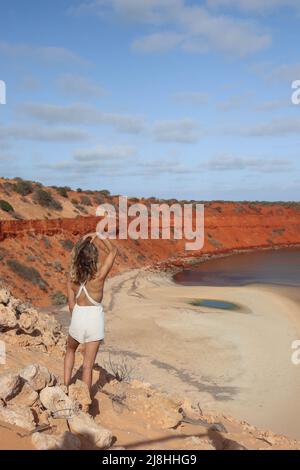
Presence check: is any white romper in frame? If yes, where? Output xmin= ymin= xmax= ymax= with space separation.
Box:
xmin=69 ymin=283 xmax=104 ymax=344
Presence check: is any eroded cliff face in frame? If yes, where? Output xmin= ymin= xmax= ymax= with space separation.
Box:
xmin=0 ymin=202 xmax=299 ymax=306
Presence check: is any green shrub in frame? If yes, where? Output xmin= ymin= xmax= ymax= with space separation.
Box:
xmin=0 ymin=200 xmax=14 ymax=213
xmin=42 ymin=236 xmax=51 ymax=249
xmin=99 ymin=190 xmax=111 ymax=197
xmin=59 ymin=239 xmax=74 ymax=251
xmin=51 ymin=291 xmax=67 ymax=306
xmin=93 ymin=194 xmax=105 ymax=205
xmin=14 ymin=180 xmax=33 ymax=196
xmin=7 ymin=259 xmax=48 ymax=290
xmin=53 ymin=260 xmax=63 ymax=272
xmin=80 ymin=195 xmax=92 ymax=206
xmin=56 ymin=187 xmax=69 ymax=198
xmin=76 ymin=188 xmax=82 ymax=193
xmin=75 ymin=204 xmax=88 ymax=214
xmin=71 ymin=198 xmax=78 ymax=205
xmin=33 ymin=189 xmax=62 ymax=211
xmin=2 ymin=182 xmax=14 ymax=193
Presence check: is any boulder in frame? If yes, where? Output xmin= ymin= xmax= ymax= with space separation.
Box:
xmin=32 ymin=431 xmax=81 ymax=450
xmin=18 ymin=308 xmax=39 ymax=334
xmin=0 ymin=288 xmax=10 ymax=305
xmin=20 ymin=364 xmax=52 ymax=392
xmin=10 ymin=382 xmax=39 ymax=407
xmin=0 ymin=373 xmax=23 ymax=401
xmin=7 ymin=296 xmax=26 ymax=315
xmin=126 ymin=390 xmax=182 ymax=429
xmin=39 ymin=386 xmax=76 ymax=419
xmin=68 ymin=380 xmax=91 ymax=413
xmin=68 ymin=411 xmax=113 ymax=448
xmin=0 ymin=305 xmax=17 ymax=329
xmin=222 ymin=438 xmax=248 ymax=450
xmin=0 ymin=403 xmax=35 ymax=430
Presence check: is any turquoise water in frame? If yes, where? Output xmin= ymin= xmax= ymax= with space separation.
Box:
xmin=190 ymin=299 xmax=240 ymax=311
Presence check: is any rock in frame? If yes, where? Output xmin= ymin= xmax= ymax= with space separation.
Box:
xmin=68 ymin=380 xmax=91 ymax=413
xmin=20 ymin=364 xmax=52 ymax=391
xmin=126 ymin=391 xmax=182 ymax=429
xmin=222 ymin=438 xmax=248 ymax=450
xmin=10 ymin=382 xmax=38 ymax=407
xmin=185 ymin=436 xmax=216 ymax=450
xmin=39 ymin=386 xmax=76 ymax=419
xmin=38 ymin=410 xmax=50 ymax=426
xmin=32 ymin=431 xmax=81 ymax=450
xmin=7 ymin=297 xmax=26 ymax=315
xmin=38 ymin=315 xmax=61 ymax=338
xmin=0 ymin=305 xmax=17 ymax=329
xmin=0 ymin=288 xmax=10 ymax=305
xmin=18 ymin=309 xmax=39 ymax=334
xmin=0 ymin=373 xmax=23 ymax=401
xmin=68 ymin=411 xmax=113 ymax=448
xmin=0 ymin=403 xmax=35 ymax=430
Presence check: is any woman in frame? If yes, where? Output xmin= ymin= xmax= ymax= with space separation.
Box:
xmin=64 ymin=231 xmax=118 ymax=395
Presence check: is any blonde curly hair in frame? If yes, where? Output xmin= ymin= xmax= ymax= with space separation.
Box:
xmin=70 ymin=237 xmax=99 ymax=284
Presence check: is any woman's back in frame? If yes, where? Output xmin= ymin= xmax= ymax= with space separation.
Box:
xmin=71 ymin=277 xmax=105 ymax=307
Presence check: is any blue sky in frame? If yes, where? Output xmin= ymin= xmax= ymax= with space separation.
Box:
xmin=0 ymin=0 xmax=300 ymax=200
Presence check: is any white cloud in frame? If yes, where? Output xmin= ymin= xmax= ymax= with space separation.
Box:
xmin=254 ymin=99 xmax=290 ymax=111
xmin=172 ymin=91 xmax=209 ymax=105
xmin=218 ymin=91 xmax=254 ymax=111
xmin=71 ymin=0 xmax=271 ymax=57
xmin=73 ymin=144 xmax=136 ymax=161
xmin=0 ymin=41 xmax=87 ymax=65
xmin=18 ymin=103 xmax=145 ymax=134
xmin=132 ymin=32 xmax=184 ymax=52
xmin=233 ymin=117 xmax=300 ymax=136
xmin=57 ymin=74 xmax=106 ymax=98
xmin=252 ymin=61 xmax=300 ymax=83
xmin=70 ymin=0 xmax=182 ymax=23
xmin=206 ymin=0 xmax=300 ymax=14
xmin=208 ymin=154 xmax=292 ymax=172
xmin=153 ymin=118 xmax=200 ymax=143
xmin=0 ymin=124 xmax=89 ymax=142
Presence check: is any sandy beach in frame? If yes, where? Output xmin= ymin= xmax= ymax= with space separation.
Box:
xmin=63 ymin=268 xmax=300 ymax=440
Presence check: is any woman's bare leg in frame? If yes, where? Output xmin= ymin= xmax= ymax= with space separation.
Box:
xmin=64 ymin=335 xmax=79 ymax=389
xmin=82 ymin=340 xmax=101 ymax=393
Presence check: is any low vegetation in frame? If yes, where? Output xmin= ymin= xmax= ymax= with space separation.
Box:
xmin=14 ymin=179 xmax=34 ymax=196
xmin=59 ymin=239 xmax=74 ymax=251
xmin=0 ymin=200 xmax=14 ymax=213
xmin=7 ymin=259 xmax=48 ymax=291
xmin=51 ymin=291 xmax=67 ymax=306
xmin=33 ymin=189 xmax=62 ymax=211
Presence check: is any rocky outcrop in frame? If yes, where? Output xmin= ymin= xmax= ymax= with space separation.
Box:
xmin=0 ymin=288 xmax=66 ymax=353
xmin=0 ymin=373 xmax=23 ymax=401
xmin=0 ymin=363 xmax=113 ymax=450
xmin=68 ymin=411 xmax=113 ymax=448
xmin=31 ymin=431 xmax=81 ymax=450
xmin=0 ymin=361 xmax=299 ymax=450
xmin=0 ymin=403 xmax=35 ymax=430
xmin=68 ymin=380 xmax=91 ymax=413
xmin=39 ymin=386 xmax=76 ymax=419
xmin=20 ymin=364 xmax=57 ymax=391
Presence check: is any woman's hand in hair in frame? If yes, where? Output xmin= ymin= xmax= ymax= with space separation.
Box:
xmin=82 ymin=232 xmax=97 ymax=243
